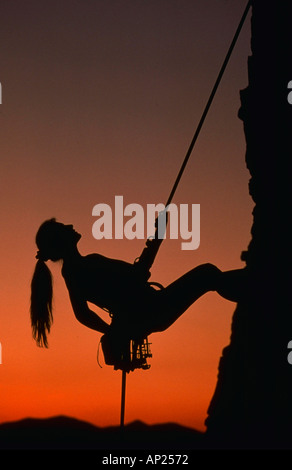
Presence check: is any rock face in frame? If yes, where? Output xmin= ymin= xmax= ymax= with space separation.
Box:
xmin=205 ymin=1 xmax=292 ymax=448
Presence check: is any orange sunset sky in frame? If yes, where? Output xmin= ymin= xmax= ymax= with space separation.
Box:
xmin=0 ymin=0 xmax=252 ymax=431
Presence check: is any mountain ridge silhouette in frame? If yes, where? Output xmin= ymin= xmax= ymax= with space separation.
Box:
xmin=0 ymin=415 xmax=204 ymax=450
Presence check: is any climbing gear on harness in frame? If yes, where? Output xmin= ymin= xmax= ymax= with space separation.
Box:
xmin=101 ymin=333 xmax=152 ymax=373
xmin=99 ymin=280 xmax=164 ymax=372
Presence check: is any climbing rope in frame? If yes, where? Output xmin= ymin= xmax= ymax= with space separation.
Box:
xmin=166 ymin=0 xmax=252 ymax=208
xmin=135 ymin=0 xmax=252 ymax=277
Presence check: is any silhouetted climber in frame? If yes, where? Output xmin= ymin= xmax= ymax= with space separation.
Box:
xmin=30 ymin=219 xmax=247 ymax=369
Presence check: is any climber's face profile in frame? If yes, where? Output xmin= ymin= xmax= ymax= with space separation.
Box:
xmin=61 ymin=223 xmax=82 ymax=243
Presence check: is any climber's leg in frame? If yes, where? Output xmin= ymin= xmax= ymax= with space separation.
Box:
xmin=147 ymin=264 xmax=247 ymax=334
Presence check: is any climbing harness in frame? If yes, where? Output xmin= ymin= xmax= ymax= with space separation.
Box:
xmin=100 ymin=0 xmax=252 ymax=427
xmin=101 ymin=334 xmax=152 ymax=372
xmin=100 ymin=282 xmax=163 ymax=373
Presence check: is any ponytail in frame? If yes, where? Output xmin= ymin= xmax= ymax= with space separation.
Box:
xmin=30 ymin=259 xmax=53 ymax=348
